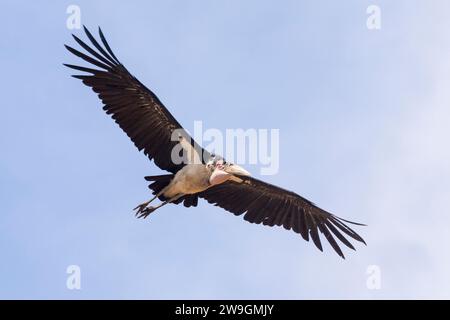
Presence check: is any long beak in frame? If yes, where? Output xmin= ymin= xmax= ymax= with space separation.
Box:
xmin=224 ymin=164 xmax=251 ymax=177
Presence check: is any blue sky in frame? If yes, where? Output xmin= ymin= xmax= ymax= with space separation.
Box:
xmin=1 ymin=1 xmax=450 ymax=299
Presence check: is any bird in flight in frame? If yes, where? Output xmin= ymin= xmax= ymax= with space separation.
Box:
xmin=65 ymin=26 xmax=366 ymax=258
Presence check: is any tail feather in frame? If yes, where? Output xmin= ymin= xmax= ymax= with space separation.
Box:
xmin=145 ymin=174 xmax=173 ymax=201
xmin=144 ymin=174 xmax=174 ymax=182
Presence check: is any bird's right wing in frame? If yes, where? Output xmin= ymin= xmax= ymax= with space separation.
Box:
xmin=199 ymin=176 xmax=366 ymax=258
xmin=64 ymin=26 xmax=209 ymax=173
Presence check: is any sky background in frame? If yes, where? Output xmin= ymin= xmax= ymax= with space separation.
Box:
xmin=1 ymin=0 xmax=450 ymax=299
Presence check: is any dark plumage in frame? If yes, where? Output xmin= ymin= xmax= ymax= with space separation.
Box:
xmin=65 ymin=26 xmax=366 ymax=259
xmin=65 ymin=27 xmax=209 ymax=174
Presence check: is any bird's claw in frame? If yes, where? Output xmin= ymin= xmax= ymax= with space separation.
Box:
xmin=134 ymin=203 xmax=146 ymax=214
xmin=137 ymin=207 xmax=156 ymax=219
xmin=133 ymin=203 xmax=156 ymax=219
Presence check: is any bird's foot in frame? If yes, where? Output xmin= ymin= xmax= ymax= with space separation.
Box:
xmin=135 ymin=206 xmax=157 ymax=219
xmin=133 ymin=202 xmax=157 ymax=219
xmin=133 ymin=201 xmax=150 ymax=215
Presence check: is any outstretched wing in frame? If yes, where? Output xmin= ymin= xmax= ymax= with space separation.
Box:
xmin=64 ymin=26 xmax=209 ymax=173
xmin=199 ymin=176 xmax=366 ymax=258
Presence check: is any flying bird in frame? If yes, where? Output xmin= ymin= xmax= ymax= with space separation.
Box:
xmin=64 ymin=26 xmax=366 ymax=258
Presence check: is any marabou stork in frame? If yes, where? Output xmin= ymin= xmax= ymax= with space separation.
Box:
xmin=64 ymin=27 xmax=366 ymax=258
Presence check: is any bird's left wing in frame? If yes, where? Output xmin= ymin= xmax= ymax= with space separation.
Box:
xmin=199 ymin=176 xmax=366 ymax=258
xmin=64 ymin=26 xmax=209 ymax=173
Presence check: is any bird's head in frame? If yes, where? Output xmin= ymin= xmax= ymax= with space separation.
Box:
xmin=207 ymin=155 xmax=251 ymax=185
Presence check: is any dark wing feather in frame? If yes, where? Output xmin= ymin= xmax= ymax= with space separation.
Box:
xmin=64 ymin=26 xmax=209 ymax=173
xmin=199 ymin=176 xmax=366 ymax=258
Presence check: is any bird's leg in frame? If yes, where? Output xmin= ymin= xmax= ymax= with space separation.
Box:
xmin=133 ymin=184 xmax=172 ymax=215
xmin=133 ymin=193 xmax=160 ymax=214
xmin=135 ymin=193 xmax=185 ymax=219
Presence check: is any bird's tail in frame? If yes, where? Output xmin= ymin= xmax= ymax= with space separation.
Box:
xmin=144 ymin=174 xmax=174 ymax=201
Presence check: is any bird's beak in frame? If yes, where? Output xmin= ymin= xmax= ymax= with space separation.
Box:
xmin=224 ymin=164 xmax=251 ymax=177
